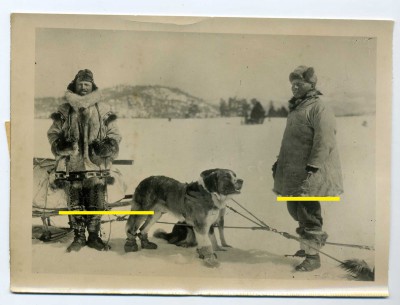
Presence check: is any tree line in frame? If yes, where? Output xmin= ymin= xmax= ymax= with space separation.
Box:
xmin=219 ymin=98 xmax=288 ymax=118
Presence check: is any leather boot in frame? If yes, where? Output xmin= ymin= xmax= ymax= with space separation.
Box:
xmin=138 ymin=232 xmax=157 ymax=249
xmin=67 ymin=229 xmax=86 ymax=253
xmin=87 ymin=232 xmax=111 ymax=251
xmin=124 ymin=238 xmax=139 ymax=252
xmin=295 ymin=254 xmax=321 ymax=271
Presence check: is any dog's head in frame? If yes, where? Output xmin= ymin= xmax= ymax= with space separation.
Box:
xmin=200 ymin=169 xmax=243 ymax=195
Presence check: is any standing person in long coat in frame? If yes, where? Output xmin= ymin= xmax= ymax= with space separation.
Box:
xmin=272 ymin=66 xmax=343 ymax=271
xmin=47 ymin=69 xmax=122 ymax=252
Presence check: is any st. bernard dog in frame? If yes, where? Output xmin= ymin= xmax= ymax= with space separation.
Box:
xmin=124 ymin=169 xmax=243 ymax=267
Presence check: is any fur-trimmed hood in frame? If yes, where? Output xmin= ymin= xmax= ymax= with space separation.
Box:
xmin=48 ymin=89 xmax=121 ymax=174
xmin=64 ymin=90 xmax=104 ymax=111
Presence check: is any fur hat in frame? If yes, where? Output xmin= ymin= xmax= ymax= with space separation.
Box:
xmin=67 ymin=69 xmax=98 ymax=92
xmin=289 ymin=66 xmax=317 ymax=85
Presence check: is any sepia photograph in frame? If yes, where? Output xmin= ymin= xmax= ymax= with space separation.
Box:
xmin=10 ymin=14 xmax=392 ymax=296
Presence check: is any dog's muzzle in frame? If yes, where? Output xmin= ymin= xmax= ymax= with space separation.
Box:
xmin=234 ymin=179 xmax=244 ymax=193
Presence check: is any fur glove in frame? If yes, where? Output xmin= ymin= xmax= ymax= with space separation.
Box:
xmin=90 ymin=138 xmax=119 ymax=158
xmin=53 ymin=136 xmax=78 ymax=156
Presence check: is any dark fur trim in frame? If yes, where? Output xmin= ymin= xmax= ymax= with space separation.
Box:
xmin=82 ymin=177 xmax=103 ymax=188
xmin=50 ymin=112 xmax=65 ymax=122
xmin=55 ymin=136 xmax=76 ymax=154
xmin=105 ymin=176 xmax=115 ymax=185
xmin=91 ymin=138 xmax=119 ymax=158
xmin=302 ymin=230 xmax=328 ymax=246
xmin=51 ymin=179 xmax=67 ymax=189
xmin=104 ymin=112 xmax=117 ymax=126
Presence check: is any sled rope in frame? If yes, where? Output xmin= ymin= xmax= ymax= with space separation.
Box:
xmin=225 ymin=204 xmax=346 ymax=264
xmin=227 ymin=199 xmax=375 ymax=280
xmin=230 ymin=198 xmax=271 ymax=228
xmin=155 ymin=221 xmax=269 ymax=230
xmin=226 ymin=205 xmax=292 ymax=239
xmin=229 ymin=199 xmax=374 ymax=251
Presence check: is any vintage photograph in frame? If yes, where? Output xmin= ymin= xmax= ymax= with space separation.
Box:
xmin=10 ymin=15 xmax=392 ymax=296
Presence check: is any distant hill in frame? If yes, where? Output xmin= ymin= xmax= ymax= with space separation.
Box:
xmin=35 ymin=85 xmax=375 ymax=119
xmin=34 ymin=85 xmax=220 ymax=119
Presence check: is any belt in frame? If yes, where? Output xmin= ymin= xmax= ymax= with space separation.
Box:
xmin=55 ymin=170 xmax=111 ymax=181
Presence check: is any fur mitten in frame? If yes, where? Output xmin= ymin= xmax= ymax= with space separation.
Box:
xmin=53 ymin=136 xmax=78 ymax=156
xmin=90 ymin=138 xmax=119 ymax=158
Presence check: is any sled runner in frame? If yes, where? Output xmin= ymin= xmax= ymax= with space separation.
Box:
xmin=32 ymin=157 xmax=133 ymax=242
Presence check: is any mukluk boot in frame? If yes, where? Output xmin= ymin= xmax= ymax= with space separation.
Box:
xmin=67 ymin=229 xmax=86 ymax=253
xmin=124 ymin=238 xmax=139 ymax=252
xmin=138 ymin=232 xmax=157 ymax=250
xmin=295 ymin=254 xmax=321 ymax=272
xmin=87 ymin=232 xmax=111 ymax=251
xmin=197 ymin=245 xmax=220 ymax=268
xmin=295 ymin=229 xmax=328 ymax=272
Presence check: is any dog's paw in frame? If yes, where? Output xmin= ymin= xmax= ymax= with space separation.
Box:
xmin=197 ymin=246 xmax=220 ymax=267
xmin=202 ymin=256 xmax=220 ymax=268
xmin=221 ymin=242 xmax=232 ymax=248
xmin=175 ymin=241 xmax=189 ymax=247
xmin=213 ymin=245 xmax=227 ymax=252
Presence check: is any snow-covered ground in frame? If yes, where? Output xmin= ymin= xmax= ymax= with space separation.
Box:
xmin=32 ymin=116 xmax=375 ymax=282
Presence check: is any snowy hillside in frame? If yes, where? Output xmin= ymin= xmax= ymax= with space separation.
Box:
xmin=32 ymin=116 xmax=376 ymax=290
xmin=34 ymin=85 xmax=219 ymax=119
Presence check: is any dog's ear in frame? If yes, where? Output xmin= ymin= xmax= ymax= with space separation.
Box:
xmin=200 ymin=169 xmax=218 ymax=179
xmin=201 ymin=169 xmax=219 ymax=193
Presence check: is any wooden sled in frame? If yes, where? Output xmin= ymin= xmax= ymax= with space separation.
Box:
xmin=32 ymin=157 xmax=133 ymax=242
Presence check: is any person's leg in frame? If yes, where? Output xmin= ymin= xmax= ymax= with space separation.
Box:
xmin=66 ymin=181 xmax=86 ymax=252
xmin=298 ymin=201 xmax=323 ymax=231
xmin=85 ymin=180 xmax=110 ymax=251
xmin=287 ymin=201 xmax=307 ymax=257
xmin=295 ymin=201 xmax=328 ymax=271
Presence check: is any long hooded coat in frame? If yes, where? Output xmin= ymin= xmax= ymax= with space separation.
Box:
xmin=47 ymin=90 xmax=121 ymax=174
xmin=273 ymin=90 xmax=343 ymax=196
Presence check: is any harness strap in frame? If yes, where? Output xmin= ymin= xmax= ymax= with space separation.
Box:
xmin=55 ymin=170 xmax=111 ymax=181
xmin=228 ymin=200 xmax=375 ymax=251
xmin=95 ymin=103 xmax=103 ymax=141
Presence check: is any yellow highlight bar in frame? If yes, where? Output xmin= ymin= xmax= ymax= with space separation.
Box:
xmin=59 ymin=211 xmax=154 ymax=215
xmin=277 ymin=197 xmax=340 ymax=202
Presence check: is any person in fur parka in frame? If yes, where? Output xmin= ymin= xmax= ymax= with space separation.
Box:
xmin=272 ymin=66 xmax=343 ymax=272
xmin=47 ymin=69 xmax=121 ymax=252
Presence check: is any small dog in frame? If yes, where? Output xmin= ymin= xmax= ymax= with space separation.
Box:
xmin=153 ymin=217 xmax=230 ymax=251
xmin=124 ymin=169 xmax=243 ymax=267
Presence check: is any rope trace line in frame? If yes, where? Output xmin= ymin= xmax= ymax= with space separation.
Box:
xmin=59 ymin=211 xmax=154 ymax=215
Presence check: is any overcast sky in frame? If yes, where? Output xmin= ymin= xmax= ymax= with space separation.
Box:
xmin=35 ymin=28 xmax=376 ymax=106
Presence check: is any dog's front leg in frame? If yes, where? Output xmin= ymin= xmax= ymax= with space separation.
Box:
xmin=209 ymin=225 xmax=225 ymax=251
xmin=216 ymin=208 xmax=231 ymax=248
xmin=194 ymin=212 xmax=220 ymax=268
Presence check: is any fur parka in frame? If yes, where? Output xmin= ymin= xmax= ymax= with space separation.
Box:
xmin=47 ymin=90 xmax=121 ymax=174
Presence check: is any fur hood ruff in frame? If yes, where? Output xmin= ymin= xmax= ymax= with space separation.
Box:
xmin=64 ymin=90 xmax=103 ymax=110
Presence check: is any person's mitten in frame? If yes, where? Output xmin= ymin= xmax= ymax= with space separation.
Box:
xmin=53 ymin=136 xmax=78 ymax=156
xmin=91 ymin=138 xmax=119 ymax=158
xmin=301 ymin=165 xmax=322 ymax=196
